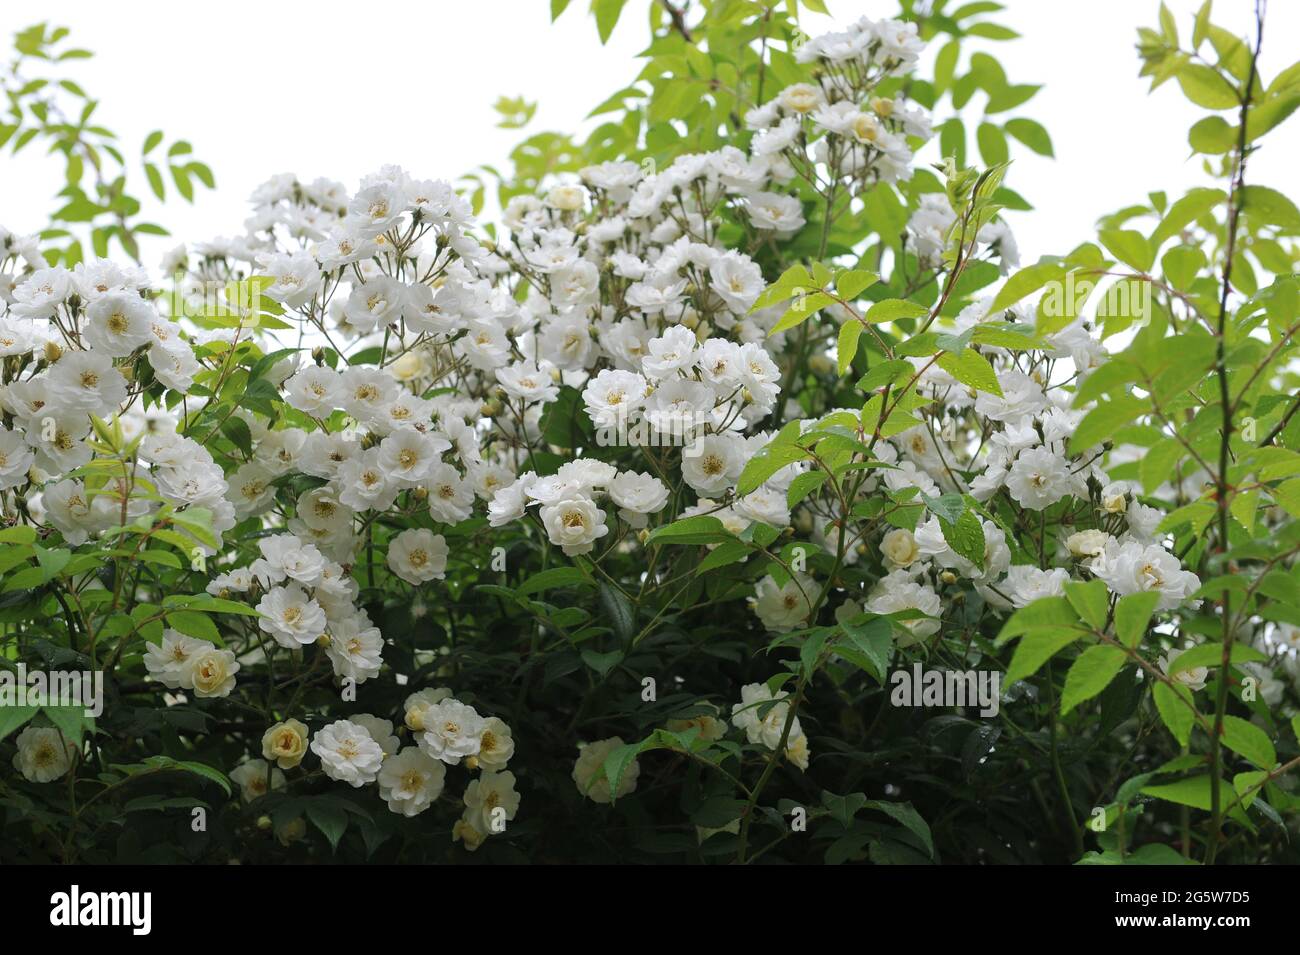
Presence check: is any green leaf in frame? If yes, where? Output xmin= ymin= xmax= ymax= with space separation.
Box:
xmin=1069 ymin=394 xmax=1147 ymax=454
xmin=1005 ymin=627 xmax=1087 ymax=685
xmin=1143 ymin=775 xmax=1214 ymax=810
xmin=856 ymin=359 xmax=912 ymax=392
xmin=1004 ymin=117 xmax=1053 ymax=156
xmin=835 ymin=269 xmax=878 ymax=300
xmin=864 ymin=299 xmax=928 ymax=323
xmin=786 ymin=470 xmax=827 ymax=509
xmin=936 ymin=349 xmax=1002 ymax=396
xmin=166 ymin=610 xmax=220 ymax=642
xmin=839 ymin=615 xmax=893 ymax=681
xmin=646 ymin=516 xmax=732 ymax=546
xmin=592 ymin=0 xmax=629 ymax=42
xmin=1065 ymin=579 xmax=1109 ymax=630
xmin=837 ymin=321 xmax=862 ymax=376
xmin=1153 ymin=681 xmax=1195 ymax=747
xmin=138 ymin=755 xmax=232 ymax=796
xmin=221 ymin=417 xmax=253 ymax=458
xmin=1188 ymin=115 xmax=1235 ymax=154
xmin=976 ymin=122 xmax=1008 ymax=165
xmin=1114 ymin=591 xmax=1160 ymax=647
xmin=43 ymin=706 xmax=92 ymax=747
xmin=306 ymin=801 xmax=349 ymax=851
xmin=939 ymin=509 xmax=985 ymax=568
xmin=516 ymin=567 xmax=591 ymax=596
xmin=598 ymin=583 xmax=635 ymax=643
xmin=600 ymin=741 xmax=642 ymax=803
xmin=737 ymin=444 xmax=810 ymax=495
xmin=770 ymin=291 xmax=834 ymax=335
xmin=996 ymin=595 xmax=1079 ymax=645
xmin=1221 ymin=715 xmax=1276 ymax=769
xmin=1099 ymin=229 xmax=1155 ymax=272
xmin=990 ymin=262 xmax=1064 ymax=313
xmin=697 ymin=540 xmax=750 ymax=573
xmin=1176 ymin=64 xmax=1239 ymax=109
xmin=1241 ymin=184 xmax=1300 ymax=229
xmin=0 ymin=705 xmax=39 ymax=741
xmin=1166 ymin=642 xmax=1264 ymax=675
xmin=862 ymin=800 xmax=934 ymax=859
xmin=1060 ymin=645 xmax=1127 ymax=715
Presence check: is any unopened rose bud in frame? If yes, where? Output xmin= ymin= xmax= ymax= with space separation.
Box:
xmin=256 ymin=815 xmax=273 ymax=831
xmin=44 ymin=341 xmax=63 ymax=363
xmin=465 ymin=755 xmax=479 ymax=771
xmin=316 ymin=633 xmax=332 ymax=648
xmin=940 ymin=571 xmax=958 ymax=585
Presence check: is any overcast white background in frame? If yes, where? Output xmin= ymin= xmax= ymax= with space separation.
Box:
xmin=2 ymin=0 xmax=1296 ymax=268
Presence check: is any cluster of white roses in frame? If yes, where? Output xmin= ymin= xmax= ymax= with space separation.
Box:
xmin=475 ymin=19 xmax=938 ymax=560
xmin=738 ymin=285 xmax=1230 ymax=698
xmin=225 ymin=689 xmax=518 ymax=848
xmin=8 ymin=8 xmax=1296 ymax=849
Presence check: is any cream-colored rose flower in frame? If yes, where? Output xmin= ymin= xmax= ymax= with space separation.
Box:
xmin=573 ymin=737 xmax=639 ymax=804
xmin=452 ymin=816 xmax=486 ymax=852
xmin=545 ymin=184 xmax=586 ymax=211
xmin=189 ymin=646 xmax=239 ymax=698
xmin=666 ymin=711 xmax=728 ymax=742
xmin=262 ymin=718 xmax=310 ymax=770
xmin=851 ymin=112 xmax=883 ymax=144
xmin=389 ymin=349 xmax=427 ymax=382
xmin=778 ymin=83 xmax=822 ymax=114
xmin=1066 ymin=529 xmax=1110 ymax=558
xmin=1100 ymin=483 xmax=1127 ymax=514
xmin=785 ymin=731 xmax=811 ymax=770
xmin=12 ymin=726 xmax=77 ymax=783
xmin=475 ymin=717 xmax=516 ymax=771
xmin=403 ymin=687 xmax=452 ymax=731
xmin=880 ymin=528 xmax=920 ymax=567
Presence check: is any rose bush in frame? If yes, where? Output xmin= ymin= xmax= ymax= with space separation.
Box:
xmin=1 ymin=0 xmax=1299 ymax=864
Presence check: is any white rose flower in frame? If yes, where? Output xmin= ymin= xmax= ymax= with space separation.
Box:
xmin=463 ymin=769 xmax=522 ymax=835
xmin=257 ymin=584 xmax=329 ymax=648
xmin=750 ymin=573 xmax=816 ymax=633
xmin=417 ymin=699 xmax=486 ymax=766
xmin=539 ymin=497 xmax=609 ymax=556
xmin=608 ymin=471 xmax=670 ymax=528
xmin=1089 ymin=540 xmax=1201 ymax=611
xmin=230 ymin=758 xmax=285 ymax=803
xmin=310 ymin=719 xmax=386 ymax=787
xmin=387 ymin=528 xmax=449 ymax=584
xmin=377 ymin=747 xmax=446 ymax=817
xmin=402 ymin=687 xmax=454 ymax=731
xmin=1006 ymin=447 xmax=1073 ymax=510
xmin=12 ymin=726 xmax=77 ymax=783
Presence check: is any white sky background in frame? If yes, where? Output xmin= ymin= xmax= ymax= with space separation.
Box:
xmin=2 ymin=0 xmax=1297 ymax=271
